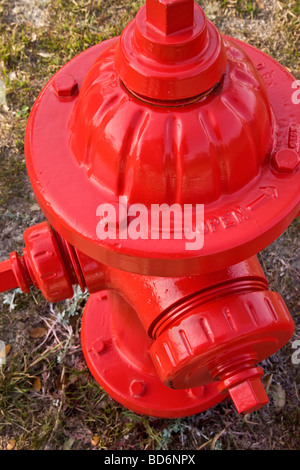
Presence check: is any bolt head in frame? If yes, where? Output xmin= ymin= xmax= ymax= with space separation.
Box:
xmin=92 ymin=339 xmax=106 ymax=355
xmin=53 ymin=74 xmax=78 ymax=99
xmin=228 ymin=377 xmax=269 ymax=414
xmin=129 ymin=380 xmax=146 ymax=398
xmin=146 ymin=0 xmax=194 ymax=35
xmin=273 ymin=148 xmax=300 ymax=173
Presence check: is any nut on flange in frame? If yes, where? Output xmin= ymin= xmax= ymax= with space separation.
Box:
xmin=52 ymin=73 xmax=78 ymax=99
xmin=273 ymin=148 xmax=300 ymax=174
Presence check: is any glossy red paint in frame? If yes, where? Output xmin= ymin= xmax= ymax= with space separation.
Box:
xmin=0 ymin=0 xmax=299 ymax=417
xmin=115 ymin=1 xmax=227 ymax=100
xmin=23 ymin=36 xmax=300 ymax=277
xmin=146 ymin=0 xmax=195 ymax=35
xmin=0 ymin=222 xmax=107 ymax=301
xmin=81 ymin=291 xmax=225 ymax=417
xmin=0 ymin=223 xmax=295 ymax=416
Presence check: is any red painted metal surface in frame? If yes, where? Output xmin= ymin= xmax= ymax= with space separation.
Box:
xmin=115 ymin=0 xmax=227 ymax=100
xmin=23 ymin=36 xmax=300 ymax=277
xmin=0 ymin=0 xmax=299 ymax=417
xmin=81 ymin=254 xmax=294 ymax=416
xmin=0 ymin=222 xmax=295 ymax=416
xmin=81 ymin=291 xmax=225 ymax=417
xmin=0 ymin=223 xmax=107 ymax=301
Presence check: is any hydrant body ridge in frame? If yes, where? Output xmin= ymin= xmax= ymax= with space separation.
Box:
xmin=0 ymin=0 xmax=299 ymax=418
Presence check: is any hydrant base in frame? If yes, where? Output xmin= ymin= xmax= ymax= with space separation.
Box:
xmin=81 ymin=291 xmax=225 ymax=418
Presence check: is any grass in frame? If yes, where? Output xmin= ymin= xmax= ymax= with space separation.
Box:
xmin=0 ymin=0 xmax=299 ymax=450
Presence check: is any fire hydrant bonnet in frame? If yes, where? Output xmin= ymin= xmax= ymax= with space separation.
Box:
xmin=24 ymin=2 xmax=299 ymax=277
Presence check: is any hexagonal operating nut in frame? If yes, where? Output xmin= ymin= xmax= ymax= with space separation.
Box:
xmin=146 ymin=0 xmax=195 ymax=35
xmin=273 ymin=148 xmax=300 ymax=173
xmin=228 ymin=377 xmax=269 ymax=414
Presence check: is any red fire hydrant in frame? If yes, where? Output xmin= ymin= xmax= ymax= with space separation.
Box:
xmin=0 ymin=0 xmax=299 ymax=418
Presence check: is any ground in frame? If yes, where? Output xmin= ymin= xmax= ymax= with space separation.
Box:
xmin=0 ymin=0 xmax=299 ymax=451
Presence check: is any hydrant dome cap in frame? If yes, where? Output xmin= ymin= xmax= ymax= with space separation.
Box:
xmin=69 ymin=38 xmax=274 ymax=206
xmin=114 ymin=4 xmax=228 ymax=101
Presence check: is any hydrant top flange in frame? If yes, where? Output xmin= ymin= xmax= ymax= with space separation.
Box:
xmin=24 ymin=2 xmax=300 ymax=277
